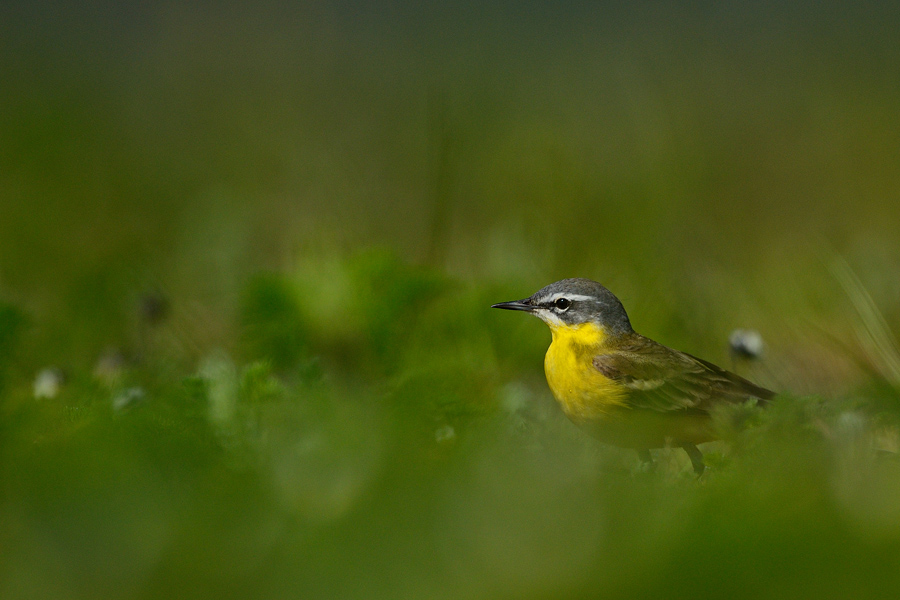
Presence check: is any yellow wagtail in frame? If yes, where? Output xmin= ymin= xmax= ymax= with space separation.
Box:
xmin=492 ymin=278 xmax=774 ymax=474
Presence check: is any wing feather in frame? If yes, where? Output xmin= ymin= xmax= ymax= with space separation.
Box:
xmin=592 ymin=334 xmax=774 ymax=415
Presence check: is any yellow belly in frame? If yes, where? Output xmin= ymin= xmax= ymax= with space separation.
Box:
xmin=543 ymin=322 xmax=628 ymax=425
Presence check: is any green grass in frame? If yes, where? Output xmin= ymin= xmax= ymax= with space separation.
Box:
xmin=3 ymin=3 xmax=900 ymax=599
xmin=3 ymin=252 xmax=900 ymax=600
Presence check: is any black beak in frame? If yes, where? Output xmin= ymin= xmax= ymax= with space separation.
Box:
xmin=491 ymin=299 xmax=535 ymax=312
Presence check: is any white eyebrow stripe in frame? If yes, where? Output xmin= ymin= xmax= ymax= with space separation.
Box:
xmin=546 ymin=292 xmax=595 ymax=302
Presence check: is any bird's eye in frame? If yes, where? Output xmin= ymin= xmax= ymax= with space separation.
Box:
xmin=554 ymin=298 xmax=570 ymax=311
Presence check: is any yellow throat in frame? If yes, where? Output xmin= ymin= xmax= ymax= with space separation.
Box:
xmin=543 ymin=321 xmax=628 ymax=421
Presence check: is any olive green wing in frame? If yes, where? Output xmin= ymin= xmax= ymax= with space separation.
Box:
xmin=592 ymin=335 xmax=774 ymax=414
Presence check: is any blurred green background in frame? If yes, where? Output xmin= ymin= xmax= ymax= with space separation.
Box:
xmin=3 ymin=2 xmax=900 ymax=599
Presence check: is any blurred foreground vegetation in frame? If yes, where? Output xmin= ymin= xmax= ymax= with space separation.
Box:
xmin=3 ymin=2 xmax=900 ymax=599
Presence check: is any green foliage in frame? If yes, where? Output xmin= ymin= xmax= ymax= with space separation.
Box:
xmin=239 ymin=274 xmax=309 ymax=372
xmin=8 ymin=255 xmax=900 ymax=600
xmin=345 ymin=249 xmax=450 ymax=370
xmin=239 ymin=360 xmax=286 ymax=406
xmin=285 ymin=249 xmax=451 ymax=375
xmin=7 ymin=264 xmax=900 ymax=600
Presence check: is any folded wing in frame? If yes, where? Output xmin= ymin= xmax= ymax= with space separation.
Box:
xmin=592 ymin=334 xmax=774 ymax=415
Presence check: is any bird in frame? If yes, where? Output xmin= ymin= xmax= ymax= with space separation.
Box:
xmin=492 ymin=278 xmax=775 ymax=475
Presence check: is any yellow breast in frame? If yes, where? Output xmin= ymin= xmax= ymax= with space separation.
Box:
xmin=543 ymin=322 xmax=628 ymax=424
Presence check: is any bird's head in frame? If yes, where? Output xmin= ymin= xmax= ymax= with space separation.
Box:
xmin=492 ymin=278 xmax=633 ymax=334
